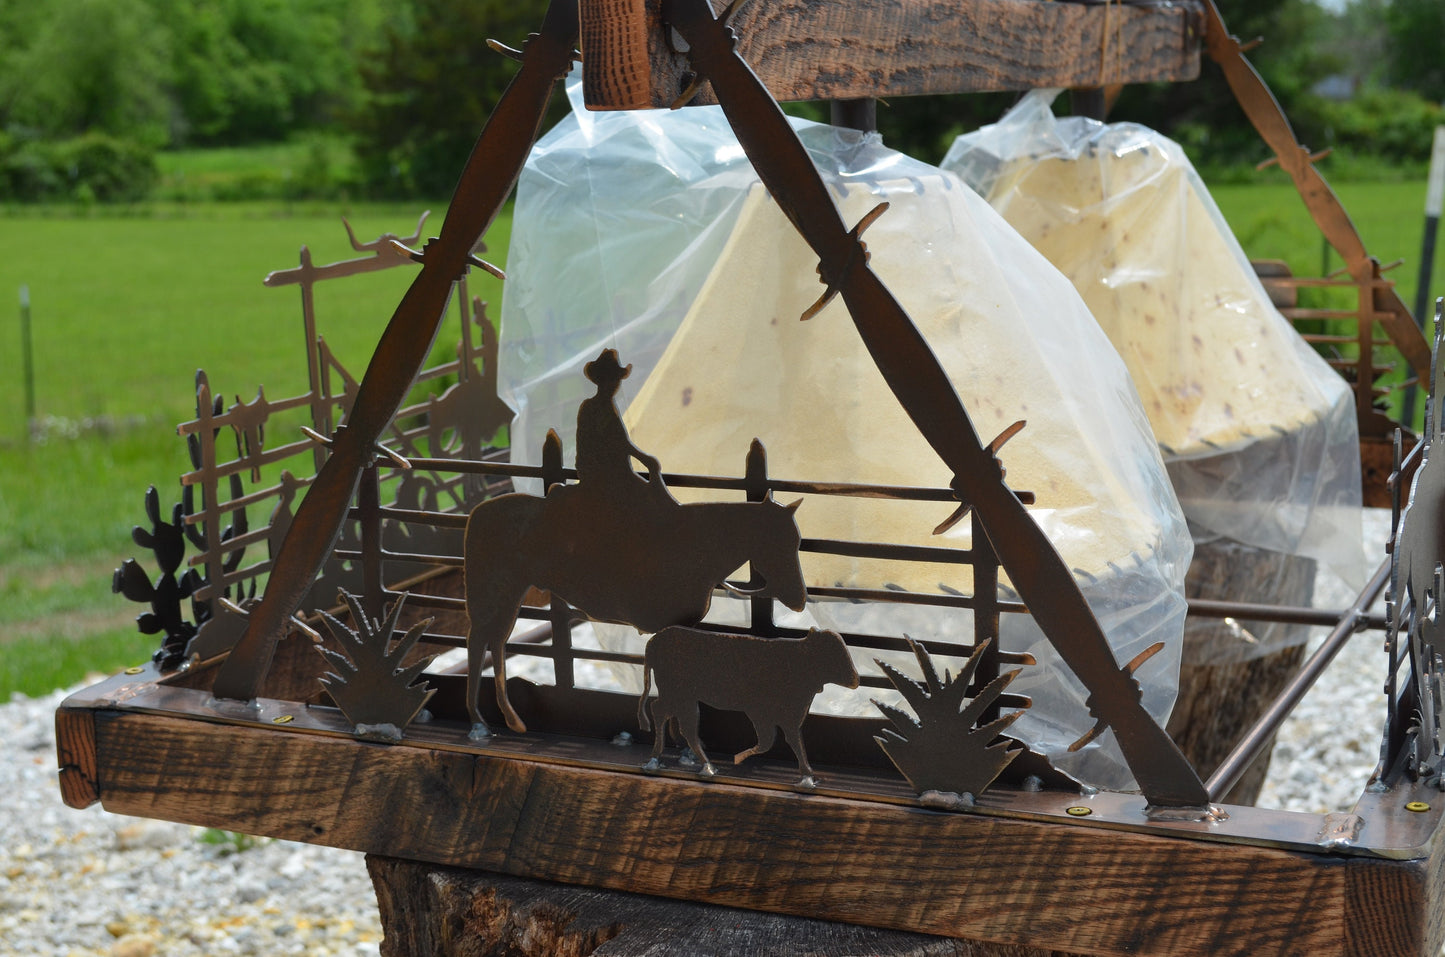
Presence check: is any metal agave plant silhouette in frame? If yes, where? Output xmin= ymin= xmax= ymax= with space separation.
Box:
xmin=873 ymin=637 xmax=1026 ymax=800
xmin=317 ymin=592 xmax=436 ymax=742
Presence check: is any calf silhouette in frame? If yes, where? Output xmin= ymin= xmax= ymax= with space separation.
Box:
xmin=638 ymin=626 xmax=859 ymax=785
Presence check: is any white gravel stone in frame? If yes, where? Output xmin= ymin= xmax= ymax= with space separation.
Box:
xmin=1255 ymin=508 xmax=1394 ymax=814
xmin=2 ymin=686 xmax=382 ymax=955
xmin=1 ymin=510 xmax=1416 ymax=950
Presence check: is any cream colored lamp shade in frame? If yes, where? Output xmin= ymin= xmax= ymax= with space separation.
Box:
xmin=500 ymin=87 xmax=1194 ymax=792
xmin=943 ymin=92 xmax=1362 ymax=592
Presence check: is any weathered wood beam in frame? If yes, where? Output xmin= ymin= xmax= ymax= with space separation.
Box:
xmin=580 ymin=0 xmax=1205 ymax=110
xmin=366 ymin=858 xmax=973 ymax=956
xmin=77 ymin=708 xmax=1441 ymax=956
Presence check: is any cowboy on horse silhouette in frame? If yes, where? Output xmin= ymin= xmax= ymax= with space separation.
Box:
xmin=572 ymin=349 xmax=676 ymax=510
xmin=460 ymin=348 xmax=809 ymax=737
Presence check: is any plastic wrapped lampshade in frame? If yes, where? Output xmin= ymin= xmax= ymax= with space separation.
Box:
xmin=499 ymin=82 xmax=1194 ymax=791
xmin=942 ymin=92 xmax=1363 ymax=634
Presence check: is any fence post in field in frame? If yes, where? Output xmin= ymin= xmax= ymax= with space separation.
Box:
xmin=19 ymin=284 xmax=34 ymax=440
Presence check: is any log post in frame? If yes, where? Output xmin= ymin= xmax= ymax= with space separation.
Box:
xmin=1170 ymin=539 xmax=1317 ymax=805
xmin=366 ymin=856 xmax=1080 ymax=957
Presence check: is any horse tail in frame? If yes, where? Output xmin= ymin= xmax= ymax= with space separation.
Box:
xmin=637 ymin=646 xmax=653 ymax=731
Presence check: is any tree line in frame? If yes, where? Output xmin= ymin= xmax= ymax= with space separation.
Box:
xmin=0 ymin=0 xmax=1440 ymax=202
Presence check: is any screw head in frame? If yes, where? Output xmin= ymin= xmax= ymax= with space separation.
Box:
xmin=1406 ymin=801 xmax=1431 ymax=813
xmin=1066 ymin=806 xmax=1092 ymax=817
xmin=124 ymin=666 xmax=144 ymax=675
xmin=272 ymin=714 xmax=294 ymax=725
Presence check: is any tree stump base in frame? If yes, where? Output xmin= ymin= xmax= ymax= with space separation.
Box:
xmin=366 ymin=856 xmax=1083 ymax=957
xmin=1170 ymin=538 xmax=1317 ymax=805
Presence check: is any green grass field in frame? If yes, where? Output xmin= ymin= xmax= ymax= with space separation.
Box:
xmin=0 ymin=165 xmax=1440 ymax=701
xmin=153 ymin=137 xmax=359 ymax=202
xmin=1212 ymin=175 xmax=1442 ymax=310
xmin=0 ymin=200 xmax=508 ymax=698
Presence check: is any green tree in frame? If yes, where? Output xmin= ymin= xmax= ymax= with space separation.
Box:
xmin=1385 ymin=0 xmax=1445 ymax=102
xmin=153 ymin=0 xmax=382 ymax=145
xmin=0 ymin=0 xmax=171 ymax=145
xmin=1109 ymin=0 xmax=1342 ymax=167
xmin=350 ymin=0 xmax=558 ymax=198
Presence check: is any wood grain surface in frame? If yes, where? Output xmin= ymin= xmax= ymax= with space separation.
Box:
xmin=83 ymin=708 xmax=1440 ymax=956
xmin=580 ymin=0 xmax=1205 ymax=110
xmin=367 ymin=856 xmax=1003 ymax=956
xmin=54 ymin=707 xmax=98 ymax=809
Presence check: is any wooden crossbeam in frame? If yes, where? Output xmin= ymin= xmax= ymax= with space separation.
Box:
xmin=580 ymin=0 xmax=1205 ymax=110
xmin=65 ymin=703 xmax=1444 ymax=957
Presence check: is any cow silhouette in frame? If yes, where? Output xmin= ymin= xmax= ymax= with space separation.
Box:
xmin=638 ymin=625 xmax=859 ymax=786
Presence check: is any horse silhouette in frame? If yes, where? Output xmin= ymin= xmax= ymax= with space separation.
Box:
xmin=463 ymin=485 xmax=807 ymax=735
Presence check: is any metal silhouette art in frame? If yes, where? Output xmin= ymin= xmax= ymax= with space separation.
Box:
xmin=462 ymin=349 xmax=808 ymax=737
xmin=659 ymin=0 xmax=1207 ymax=808
xmin=57 ymin=3 xmax=1445 ymax=952
xmin=874 ymin=638 xmax=1028 ymax=800
xmin=211 ymin=0 xmax=581 ymax=703
xmin=114 ymin=382 xmax=252 ymax=670
xmin=317 ymin=591 xmax=437 ymax=742
xmin=1200 ymin=0 xmax=1430 ymax=394
xmin=112 ymin=486 xmax=208 ymax=670
xmin=1387 ymin=302 xmax=1445 ymax=783
xmin=639 ymin=625 xmax=859 ymax=786
xmin=423 ymin=308 xmax=514 ymax=500
xmin=188 ymin=0 xmax=1207 ymax=808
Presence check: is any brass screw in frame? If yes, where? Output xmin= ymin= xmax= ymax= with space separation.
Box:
xmin=124 ymin=666 xmax=144 ymax=675
xmin=1066 ymin=806 xmax=1092 ymax=817
xmin=272 ymin=714 xmax=294 ymax=725
xmin=1406 ymin=801 xmax=1431 ymax=813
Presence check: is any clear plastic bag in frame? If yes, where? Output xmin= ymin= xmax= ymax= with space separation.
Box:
xmin=943 ymin=91 xmax=1363 ymax=662
xmin=499 ymin=82 xmax=1194 ymax=792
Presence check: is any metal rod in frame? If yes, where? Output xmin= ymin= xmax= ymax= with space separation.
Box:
xmin=830 ymin=98 xmax=877 ymax=132
xmin=807 ymin=584 xmax=1028 ymax=614
xmin=745 ymin=441 xmax=774 ymax=632
xmin=1186 ymin=597 xmax=1389 ymax=631
xmin=1205 ymin=556 xmax=1391 ymax=803
xmin=333 ymin=548 xmax=465 ymax=567
xmin=359 ymin=462 xmax=384 ymax=627
xmin=1068 ymin=87 xmax=1107 ymax=121
xmin=800 ymin=537 xmax=975 ymax=565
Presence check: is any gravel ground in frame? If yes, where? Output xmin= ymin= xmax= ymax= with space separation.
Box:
xmin=2 ymin=684 xmax=383 ymax=956
xmin=0 ymin=513 xmax=1400 ymax=954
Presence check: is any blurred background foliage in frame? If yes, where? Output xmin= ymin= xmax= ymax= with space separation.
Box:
xmin=0 ymin=0 xmax=1440 ymax=204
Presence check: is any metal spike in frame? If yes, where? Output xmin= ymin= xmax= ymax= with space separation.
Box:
xmin=376 ymin=445 xmax=412 ymax=470
xmin=487 ymin=38 xmax=526 ymax=62
xmin=670 ymin=72 xmax=702 ymax=110
xmin=300 ymin=426 xmax=333 ymax=448
xmin=467 ymin=253 xmax=507 ymax=279
xmin=720 ymin=0 xmax=750 ymax=25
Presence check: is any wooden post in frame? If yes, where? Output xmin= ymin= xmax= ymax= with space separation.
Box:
xmin=744 ymin=439 xmax=774 ymax=633
xmin=540 ymin=430 xmax=574 ymax=688
xmin=1169 ymin=540 xmax=1316 ymax=805
xmin=366 ymin=856 xmax=1048 ymax=957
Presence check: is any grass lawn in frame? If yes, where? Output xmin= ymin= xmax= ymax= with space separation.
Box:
xmin=1211 ymin=173 xmax=1444 ymax=422
xmin=0 ymin=200 xmax=508 ymax=698
xmin=1211 ymin=174 xmax=1442 ymax=312
xmin=0 ymin=163 xmax=1438 ymax=701
xmin=154 ymin=137 xmax=358 ymax=202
